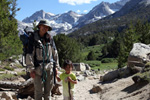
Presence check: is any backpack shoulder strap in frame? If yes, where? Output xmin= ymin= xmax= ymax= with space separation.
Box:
xmin=33 ymin=30 xmax=40 ymax=42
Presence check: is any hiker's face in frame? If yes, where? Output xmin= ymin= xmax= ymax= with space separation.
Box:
xmin=65 ymin=65 xmax=72 ymax=74
xmin=39 ymin=25 xmax=49 ymax=36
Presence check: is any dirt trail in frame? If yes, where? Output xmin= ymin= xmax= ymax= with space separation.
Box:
xmin=52 ymin=75 xmax=150 ymax=100
xmin=52 ymin=76 xmax=100 ymax=100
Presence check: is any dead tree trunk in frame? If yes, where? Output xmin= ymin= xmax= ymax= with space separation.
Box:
xmin=17 ymin=78 xmax=34 ymax=98
xmin=0 ymin=78 xmax=34 ymax=98
xmin=0 ymin=81 xmax=22 ymax=89
xmin=0 ymin=78 xmax=61 ymax=99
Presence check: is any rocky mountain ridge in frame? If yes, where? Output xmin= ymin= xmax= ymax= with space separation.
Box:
xmin=69 ymin=0 xmax=150 ymax=37
xmin=18 ymin=0 xmax=130 ymax=35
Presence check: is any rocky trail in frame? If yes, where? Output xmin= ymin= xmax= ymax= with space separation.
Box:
xmin=52 ymin=74 xmax=150 ymax=100
xmin=0 ymin=70 xmax=150 ymax=100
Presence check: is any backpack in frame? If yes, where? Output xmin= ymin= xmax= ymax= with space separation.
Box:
xmin=20 ymin=26 xmax=34 ymax=67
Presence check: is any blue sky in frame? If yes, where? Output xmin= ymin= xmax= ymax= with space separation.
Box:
xmin=15 ymin=0 xmax=119 ymax=21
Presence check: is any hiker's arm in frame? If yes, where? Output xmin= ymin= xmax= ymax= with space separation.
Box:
xmin=56 ymin=76 xmax=61 ymax=82
xmin=55 ymin=68 xmax=61 ymax=82
xmin=68 ymin=77 xmax=77 ymax=84
xmin=52 ymin=39 xmax=60 ymax=68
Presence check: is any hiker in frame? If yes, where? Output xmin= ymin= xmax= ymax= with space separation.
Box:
xmin=26 ymin=19 xmax=60 ymax=100
xmin=56 ymin=59 xmax=77 ymax=100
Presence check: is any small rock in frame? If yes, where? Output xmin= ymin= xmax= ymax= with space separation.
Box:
xmin=90 ymin=84 xmax=102 ymax=93
xmin=1 ymin=92 xmax=13 ymax=100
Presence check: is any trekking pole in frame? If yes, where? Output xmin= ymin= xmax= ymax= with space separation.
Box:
xmin=53 ymin=61 xmax=56 ymax=84
xmin=22 ymin=52 xmax=27 ymax=75
xmin=68 ymin=81 xmax=71 ymax=100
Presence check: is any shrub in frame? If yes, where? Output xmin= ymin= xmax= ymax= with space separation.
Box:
xmin=4 ymin=66 xmax=14 ymax=71
xmin=87 ymin=51 xmax=96 ymax=60
xmin=0 ymin=68 xmax=5 ymax=71
xmin=101 ymin=58 xmax=113 ymax=63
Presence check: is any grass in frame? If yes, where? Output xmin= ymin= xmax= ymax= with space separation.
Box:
xmin=135 ymin=62 xmax=150 ymax=82
xmin=17 ymin=71 xmax=26 ymax=76
xmin=0 ymin=74 xmax=15 ymax=80
xmin=100 ymin=62 xmax=118 ymax=70
xmin=83 ymin=60 xmax=118 ymax=71
xmin=135 ymin=70 xmax=150 ymax=82
xmin=0 ymin=71 xmax=26 ymax=80
xmin=0 ymin=68 xmax=5 ymax=71
xmin=4 ymin=66 xmax=14 ymax=71
xmin=81 ymin=45 xmax=118 ymax=71
xmin=81 ymin=45 xmax=103 ymax=60
xmin=16 ymin=64 xmax=24 ymax=68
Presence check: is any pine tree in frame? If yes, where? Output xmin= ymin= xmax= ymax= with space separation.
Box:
xmin=87 ymin=51 xmax=96 ymax=60
xmin=53 ymin=34 xmax=81 ymax=66
xmin=33 ymin=20 xmax=38 ymax=31
xmin=117 ymin=23 xmax=138 ymax=68
xmin=140 ymin=22 xmax=150 ymax=44
xmin=135 ymin=20 xmax=144 ymax=42
xmin=0 ymin=0 xmax=22 ymax=60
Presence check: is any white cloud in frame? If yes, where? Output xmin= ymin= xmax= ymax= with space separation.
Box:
xmin=77 ymin=10 xmax=81 ymax=13
xmin=83 ymin=10 xmax=88 ymax=13
xmin=59 ymin=0 xmax=97 ymax=5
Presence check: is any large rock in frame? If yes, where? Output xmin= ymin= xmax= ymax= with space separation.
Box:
xmin=73 ymin=63 xmax=86 ymax=71
xmin=76 ymin=75 xmax=85 ymax=81
xmin=128 ymin=43 xmax=150 ymax=73
xmin=118 ymin=67 xmax=131 ymax=78
xmin=100 ymin=70 xmax=119 ymax=82
xmin=100 ymin=67 xmax=131 ymax=82
xmin=85 ymin=64 xmax=91 ymax=70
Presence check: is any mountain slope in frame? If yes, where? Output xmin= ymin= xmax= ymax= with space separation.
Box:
xmin=77 ymin=2 xmax=115 ymax=25
xmin=69 ymin=0 xmax=150 ymax=37
xmin=75 ymin=0 xmax=130 ymax=28
xmin=69 ymin=0 xmax=129 ymax=33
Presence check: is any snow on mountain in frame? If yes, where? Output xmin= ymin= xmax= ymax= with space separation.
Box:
xmin=77 ymin=0 xmax=130 ymax=24
xmin=18 ymin=0 xmax=130 ymax=35
xmin=54 ymin=10 xmax=83 ymax=25
xmin=106 ymin=0 xmax=150 ymax=19
xmin=115 ymin=0 xmax=130 ymax=6
xmin=17 ymin=20 xmax=33 ymax=35
xmin=22 ymin=10 xmax=56 ymax=23
xmin=74 ymin=1 xmax=123 ymax=29
xmin=19 ymin=10 xmax=83 ymax=34
xmin=140 ymin=0 xmax=150 ymax=6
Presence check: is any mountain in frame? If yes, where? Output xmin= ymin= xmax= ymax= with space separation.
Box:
xmin=76 ymin=2 xmax=115 ymax=27
xmin=22 ymin=10 xmax=56 ymax=23
xmin=108 ymin=0 xmax=130 ymax=11
xmin=19 ymin=10 xmax=83 ymax=34
xmin=106 ymin=0 xmax=143 ymax=18
xmin=18 ymin=0 xmax=129 ymax=35
xmin=69 ymin=0 xmax=150 ymax=37
xmin=74 ymin=0 xmax=130 ymax=28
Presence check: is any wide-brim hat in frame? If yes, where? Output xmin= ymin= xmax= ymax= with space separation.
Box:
xmin=37 ymin=19 xmax=52 ymax=31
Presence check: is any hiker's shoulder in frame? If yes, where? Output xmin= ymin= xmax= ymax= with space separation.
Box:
xmin=59 ymin=72 xmax=66 ymax=79
xmin=60 ymin=72 xmax=66 ymax=75
xmin=70 ymin=72 xmax=76 ymax=77
xmin=71 ymin=72 xmax=75 ymax=75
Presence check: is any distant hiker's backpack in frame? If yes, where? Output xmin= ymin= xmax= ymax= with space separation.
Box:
xmin=20 ymin=26 xmax=34 ymax=67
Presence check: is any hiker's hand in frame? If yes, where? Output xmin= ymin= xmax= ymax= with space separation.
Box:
xmin=55 ymin=68 xmax=58 ymax=76
xmin=67 ymin=77 xmax=77 ymax=84
xmin=67 ymin=77 xmax=72 ymax=82
xmin=30 ymin=70 xmax=35 ymax=78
